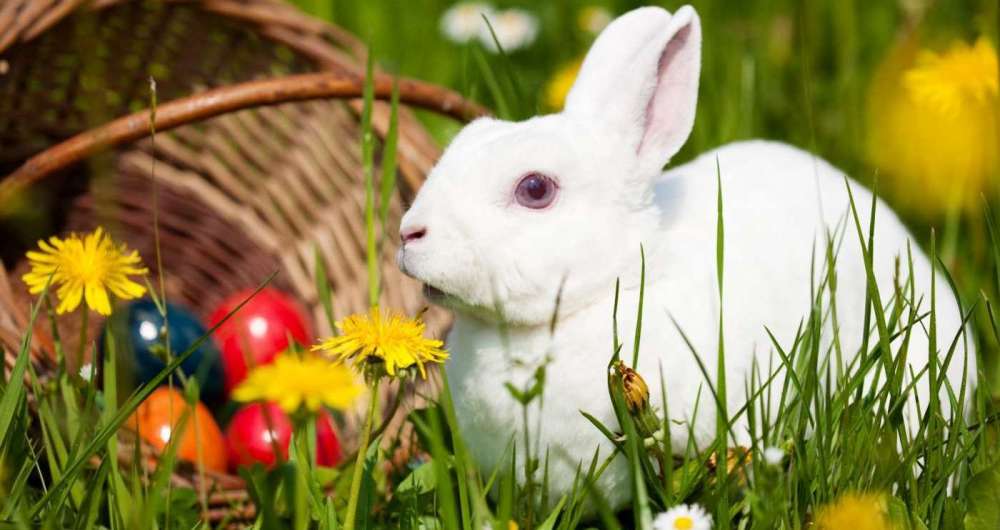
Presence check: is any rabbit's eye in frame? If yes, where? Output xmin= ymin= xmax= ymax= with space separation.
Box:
xmin=515 ymin=173 xmax=557 ymax=209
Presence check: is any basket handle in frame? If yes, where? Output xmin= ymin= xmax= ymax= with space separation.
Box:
xmin=0 ymin=72 xmax=490 ymax=206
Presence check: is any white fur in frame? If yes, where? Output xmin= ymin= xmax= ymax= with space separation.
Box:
xmin=397 ymin=5 xmax=976 ymax=509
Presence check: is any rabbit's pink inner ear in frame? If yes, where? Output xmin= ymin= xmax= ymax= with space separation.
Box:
xmin=637 ymin=11 xmax=701 ymax=168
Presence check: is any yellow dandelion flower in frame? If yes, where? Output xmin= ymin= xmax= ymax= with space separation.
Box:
xmin=233 ymin=353 xmax=363 ymax=414
xmin=904 ymin=37 xmax=998 ymax=116
xmin=544 ymin=59 xmax=583 ymax=111
xmin=22 ymin=227 xmax=148 ymax=316
xmin=867 ymin=36 xmax=998 ymax=217
xmin=312 ymin=306 xmax=448 ymax=378
xmin=813 ymin=492 xmax=898 ymax=530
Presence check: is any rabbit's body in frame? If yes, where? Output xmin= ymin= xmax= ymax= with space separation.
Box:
xmin=445 ymin=140 xmax=972 ymax=508
xmin=399 ymin=5 xmax=975 ymax=510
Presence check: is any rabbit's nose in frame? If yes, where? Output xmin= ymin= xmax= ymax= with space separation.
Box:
xmin=401 ymin=226 xmax=427 ymax=244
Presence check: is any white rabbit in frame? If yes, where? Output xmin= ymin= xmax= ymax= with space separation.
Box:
xmin=397 ymin=5 xmax=976 ymax=509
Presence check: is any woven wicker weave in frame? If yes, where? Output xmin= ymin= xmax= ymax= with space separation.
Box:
xmin=0 ymin=0 xmax=485 ymax=523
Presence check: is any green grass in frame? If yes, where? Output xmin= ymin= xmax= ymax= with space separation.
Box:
xmin=3 ymin=1 xmax=1000 ymax=528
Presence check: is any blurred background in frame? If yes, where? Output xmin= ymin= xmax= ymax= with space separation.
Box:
xmin=302 ymin=0 xmax=998 ymax=211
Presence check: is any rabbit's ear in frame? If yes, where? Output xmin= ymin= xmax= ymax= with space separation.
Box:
xmin=564 ymin=6 xmax=701 ymax=173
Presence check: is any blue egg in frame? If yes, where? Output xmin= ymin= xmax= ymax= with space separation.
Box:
xmin=103 ymin=299 xmax=225 ymax=405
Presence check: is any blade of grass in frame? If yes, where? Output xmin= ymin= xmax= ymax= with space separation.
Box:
xmin=478 ymin=15 xmax=528 ymax=117
xmin=101 ymin=324 xmax=130 ymax=524
xmin=471 ymin=46 xmax=511 ymax=119
xmin=632 ymin=246 xmax=646 ymax=369
xmin=714 ymin=158 xmax=730 ymax=528
xmin=411 ymin=411 xmax=461 ymax=530
xmin=379 ymin=78 xmax=400 ymax=235
xmin=844 ymin=177 xmax=894 ymax=392
xmin=362 ymin=51 xmax=379 ymax=307
xmin=73 ymin=456 xmax=109 ymax=530
xmin=314 ymin=245 xmax=337 ymax=334
xmin=437 ymin=369 xmax=474 ymax=530
xmin=0 ymin=278 xmax=51 ymax=452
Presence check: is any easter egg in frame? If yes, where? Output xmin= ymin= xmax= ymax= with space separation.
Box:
xmin=128 ymin=387 xmax=227 ymax=472
xmin=104 ymin=299 xmax=225 ymax=404
xmin=224 ymin=403 xmax=342 ymax=470
xmin=208 ymin=289 xmax=312 ymax=395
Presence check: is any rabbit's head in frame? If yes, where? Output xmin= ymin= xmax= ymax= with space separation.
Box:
xmin=399 ymin=6 xmax=701 ymax=325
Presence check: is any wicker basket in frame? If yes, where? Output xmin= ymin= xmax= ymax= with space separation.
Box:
xmin=0 ymin=0 xmax=485 ymax=523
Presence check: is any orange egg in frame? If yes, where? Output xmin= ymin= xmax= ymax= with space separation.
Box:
xmin=127 ymin=387 xmax=227 ymax=473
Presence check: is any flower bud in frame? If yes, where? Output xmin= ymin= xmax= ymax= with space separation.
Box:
xmin=707 ymin=446 xmax=751 ymax=486
xmin=611 ymin=361 xmax=660 ymax=439
xmin=614 ymin=361 xmax=649 ymax=413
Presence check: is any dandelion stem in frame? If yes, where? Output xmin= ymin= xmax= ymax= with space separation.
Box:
xmin=76 ymin=305 xmax=89 ymax=375
xmin=344 ymin=377 xmax=380 ymax=530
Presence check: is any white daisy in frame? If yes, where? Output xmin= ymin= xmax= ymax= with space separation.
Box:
xmin=578 ymin=6 xmax=612 ymax=34
xmin=763 ymin=446 xmax=785 ymax=466
xmin=653 ymin=503 xmax=713 ymax=530
xmin=479 ymin=8 xmax=539 ymax=53
xmin=79 ymin=362 xmax=95 ymax=382
xmin=441 ymin=2 xmax=496 ymax=44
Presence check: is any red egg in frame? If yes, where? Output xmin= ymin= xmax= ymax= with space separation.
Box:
xmin=208 ymin=288 xmax=312 ymax=394
xmin=128 ymin=387 xmax=228 ymax=473
xmin=224 ymin=403 xmax=343 ymax=470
